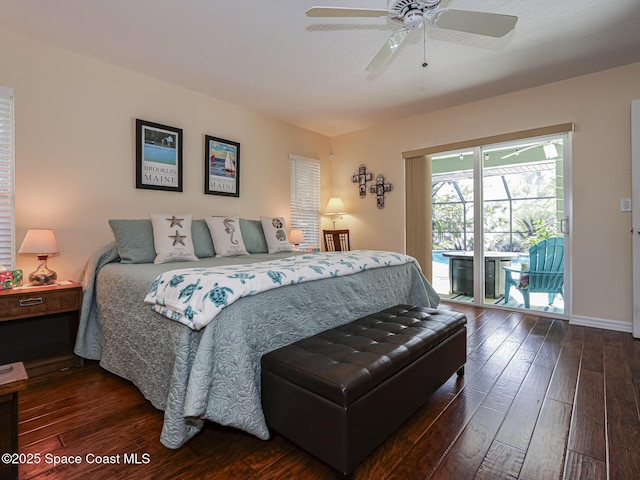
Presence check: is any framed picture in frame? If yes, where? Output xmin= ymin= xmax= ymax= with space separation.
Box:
xmin=136 ymin=119 xmax=183 ymax=192
xmin=204 ymin=135 xmax=240 ymax=197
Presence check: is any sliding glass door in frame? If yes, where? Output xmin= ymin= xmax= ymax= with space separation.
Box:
xmin=431 ymin=133 xmax=570 ymax=316
xmin=431 ymin=151 xmax=476 ymax=300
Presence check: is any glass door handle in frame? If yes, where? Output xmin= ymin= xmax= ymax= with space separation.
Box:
xmin=560 ymin=217 xmax=569 ymax=234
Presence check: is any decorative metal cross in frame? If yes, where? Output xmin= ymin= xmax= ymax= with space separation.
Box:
xmin=370 ymin=174 xmax=393 ymax=209
xmin=352 ymin=164 xmax=374 ymax=198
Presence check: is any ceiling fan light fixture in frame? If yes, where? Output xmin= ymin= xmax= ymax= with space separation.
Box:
xmin=403 ymin=10 xmax=425 ymax=29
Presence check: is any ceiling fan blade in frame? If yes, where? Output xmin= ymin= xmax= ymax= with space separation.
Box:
xmin=366 ymin=28 xmax=410 ymax=72
xmin=306 ymin=7 xmax=389 ymax=18
xmin=435 ymin=9 xmax=517 ymax=38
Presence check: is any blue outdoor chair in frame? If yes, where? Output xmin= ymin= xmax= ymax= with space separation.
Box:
xmin=503 ymin=237 xmax=564 ymax=308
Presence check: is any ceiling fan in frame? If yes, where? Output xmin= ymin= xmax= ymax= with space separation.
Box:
xmin=306 ymin=0 xmax=518 ymax=71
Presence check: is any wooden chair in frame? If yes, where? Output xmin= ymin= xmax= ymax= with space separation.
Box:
xmin=323 ymin=229 xmax=350 ymax=252
xmin=503 ymin=237 xmax=564 ymax=308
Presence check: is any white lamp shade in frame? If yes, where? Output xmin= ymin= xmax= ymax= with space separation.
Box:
xmin=19 ymin=229 xmax=59 ymax=255
xmin=289 ymin=229 xmax=305 ymax=244
xmin=325 ymin=197 xmax=346 ymax=215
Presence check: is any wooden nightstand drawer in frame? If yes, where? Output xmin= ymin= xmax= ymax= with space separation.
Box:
xmin=0 ymin=284 xmax=81 ymax=322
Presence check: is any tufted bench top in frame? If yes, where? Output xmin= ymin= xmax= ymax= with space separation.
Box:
xmin=261 ymin=305 xmax=467 ymax=407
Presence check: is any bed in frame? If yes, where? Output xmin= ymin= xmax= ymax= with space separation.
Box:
xmin=75 ymin=222 xmax=439 ymax=449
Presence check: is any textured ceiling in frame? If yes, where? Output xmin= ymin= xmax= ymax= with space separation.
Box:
xmin=1 ymin=0 xmax=640 ymax=136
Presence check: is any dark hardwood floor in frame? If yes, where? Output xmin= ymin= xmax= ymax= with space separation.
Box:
xmin=15 ymin=302 xmax=640 ymax=479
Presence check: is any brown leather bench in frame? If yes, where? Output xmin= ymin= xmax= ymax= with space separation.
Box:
xmin=261 ymin=304 xmax=467 ymax=475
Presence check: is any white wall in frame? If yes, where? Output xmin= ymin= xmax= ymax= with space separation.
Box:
xmin=0 ymin=28 xmax=332 ymax=280
xmin=330 ymin=62 xmax=640 ymax=331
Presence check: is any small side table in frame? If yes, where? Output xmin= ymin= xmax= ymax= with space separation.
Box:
xmin=0 ymin=362 xmax=28 ymax=480
xmin=0 ymin=281 xmax=83 ymax=376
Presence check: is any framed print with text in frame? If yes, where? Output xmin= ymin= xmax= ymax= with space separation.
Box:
xmin=136 ymin=119 xmax=183 ymax=192
xmin=204 ymin=135 xmax=240 ymax=197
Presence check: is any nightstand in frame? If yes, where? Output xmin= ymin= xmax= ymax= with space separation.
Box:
xmin=0 ymin=282 xmax=83 ymax=376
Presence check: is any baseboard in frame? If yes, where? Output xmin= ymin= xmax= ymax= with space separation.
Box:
xmin=569 ymin=314 xmax=633 ymax=333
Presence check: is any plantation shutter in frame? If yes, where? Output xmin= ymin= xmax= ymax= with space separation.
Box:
xmin=289 ymin=154 xmax=321 ymax=249
xmin=0 ymin=86 xmax=14 ymax=268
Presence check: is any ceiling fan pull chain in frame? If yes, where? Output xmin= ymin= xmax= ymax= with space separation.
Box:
xmin=422 ymin=25 xmax=428 ymax=68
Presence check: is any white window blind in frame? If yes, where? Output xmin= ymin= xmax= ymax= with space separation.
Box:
xmin=289 ymin=154 xmax=321 ymax=249
xmin=0 ymin=86 xmax=14 ymax=268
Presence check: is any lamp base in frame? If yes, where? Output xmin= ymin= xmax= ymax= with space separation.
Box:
xmin=29 ymin=255 xmax=57 ymax=285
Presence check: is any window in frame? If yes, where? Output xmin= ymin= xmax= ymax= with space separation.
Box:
xmin=0 ymin=86 xmax=14 ymax=268
xmin=289 ymin=154 xmax=321 ymax=249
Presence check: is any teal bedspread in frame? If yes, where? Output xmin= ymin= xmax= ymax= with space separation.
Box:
xmin=75 ymin=243 xmax=440 ymax=448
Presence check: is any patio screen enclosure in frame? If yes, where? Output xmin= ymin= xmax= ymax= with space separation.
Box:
xmin=432 ymin=156 xmax=562 ymax=254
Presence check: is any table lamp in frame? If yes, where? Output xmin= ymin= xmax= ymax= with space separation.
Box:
xmin=19 ymin=229 xmax=59 ymax=285
xmin=325 ymin=197 xmax=346 ymax=229
xmin=289 ymin=229 xmax=305 ymax=251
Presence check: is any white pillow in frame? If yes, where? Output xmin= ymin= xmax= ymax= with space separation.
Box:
xmin=260 ymin=216 xmax=294 ymax=254
xmin=149 ymin=213 xmax=199 ymax=264
xmin=205 ymin=216 xmax=249 ymax=257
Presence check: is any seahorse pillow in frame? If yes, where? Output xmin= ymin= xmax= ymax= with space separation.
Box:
xmin=205 ymin=215 xmax=249 ymax=257
xmin=149 ymin=213 xmax=199 ymax=264
xmin=260 ymin=216 xmax=294 ymax=254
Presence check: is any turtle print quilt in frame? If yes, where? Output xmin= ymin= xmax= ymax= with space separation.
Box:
xmin=144 ymin=250 xmax=418 ymax=330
